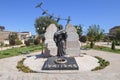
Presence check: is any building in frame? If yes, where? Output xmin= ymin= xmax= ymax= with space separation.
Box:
xmin=0 ymin=26 xmax=32 ymax=45
xmin=0 ymin=26 xmax=5 ymax=31
xmin=0 ymin=31 xmax=11 ymax=44
xmin=17 ymin=32 xmax=32 ymax=43
xmin=109 ymin=26 xmax=120 ymax=37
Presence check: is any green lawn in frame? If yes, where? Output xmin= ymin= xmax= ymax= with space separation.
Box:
xmin=93 ymin=45 xmax=120 ymax=54
xmin=0 ymin=45 xmax=43 ymax=59
xmin=83 ymin=45 xmax=120 ymax=54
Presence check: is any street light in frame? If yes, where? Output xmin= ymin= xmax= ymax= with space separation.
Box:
xmin=41 ymin=27 xmax=45 ymax=54
xmin=37 ymin=27 xmax=45 ymax=54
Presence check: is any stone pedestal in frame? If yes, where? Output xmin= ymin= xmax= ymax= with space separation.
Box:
xmin=65 ymin=24 xmax=81 ymax=57
xmin=44 ymin=24 xmax=57 ymax=56
xmin=42 ymin=57 xmax=79 ymax=70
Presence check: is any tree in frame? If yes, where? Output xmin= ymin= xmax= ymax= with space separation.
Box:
xmin=34 ymin=16 xmax=58 ymax=35
xmin=111 ymin=40 xmax=115 ymax=50
xmin=87 ymin=25 xmax=104 ymax=48
xmin=80 ymin=35 xmax=87 ymax=43
xmin=115 ymin=29 xmax=120 ymax=45
xmin=74 ymin=25 xmax=82 ymax=39
xmin=24 ymin=40 xmax=30 ymax=46
xmin=0 ymin=42 xmax=4 ymax=51
xmin=34 ymin=16 xmax=59 ymax=50
xmin=34 ymin=39 xmax=40 ymax=45
xmin=57 ymin=24 xmax=63 ymax=30
xmin=9 ymin=32 xmax=18 ymax=46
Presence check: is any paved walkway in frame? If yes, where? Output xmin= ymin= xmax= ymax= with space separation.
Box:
xmin=82 ymin=42 xmax=120 ymax=49
xmin=0 ymin=50 xmax=120 ymax=80
xmin=0 ymin=44 xmax=25 ymax=51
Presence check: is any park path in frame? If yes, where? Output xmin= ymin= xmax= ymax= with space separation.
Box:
xmin=0 ymin=50 xmax=120 ymax=80
xmin=0 ymin=44 xmax=25 ymax=51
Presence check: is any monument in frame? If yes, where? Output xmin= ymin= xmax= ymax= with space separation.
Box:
xmin=65 ymin=24 xmax=81 ymax=57
xmin=21 ymin=3 xmax=102 ymax=73
xmin=23 ymin=23 xmax=100 ymax=72
xmin=44 ymin=24 xmax=57 ymax=56
xmin=42 ymin=24 xmax=79 ymax=70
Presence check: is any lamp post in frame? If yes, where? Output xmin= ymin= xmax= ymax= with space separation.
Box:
xmin=37 ymin=26 xmax=45 ymax=54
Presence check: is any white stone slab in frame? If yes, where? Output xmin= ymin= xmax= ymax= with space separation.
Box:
xmin=65 ymin=24 xmax=81 ymax=57
xmin=44 ymin=24 xmax=57 ymax=56
xmin=23 ymin=55 xmax=99 ymax=73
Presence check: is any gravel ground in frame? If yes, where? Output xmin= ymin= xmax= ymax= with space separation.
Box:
xmin=0 ymin=49 xmax=120 ymax=80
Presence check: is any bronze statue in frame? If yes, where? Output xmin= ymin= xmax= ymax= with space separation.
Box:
xmin=54 ymin=30 xmax=67 ymax=57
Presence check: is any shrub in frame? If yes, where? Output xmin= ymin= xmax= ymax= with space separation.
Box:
xmin=0 ymin=42 xmax=4 ymax=47
xmin=80 ymin=36 xmax=87 ymax=43
xmin=115 ymin=41 xmax=120 ymax=45
xmin=34 ymin=39 xmax=40 ymax=45
xmin=90 ymin=41 xmax=94 ymax=48
xmin=9 ymin=40 xmax=15 ymax=45
xmin=4 ymin=44 xmax=9 ymax=47
xmin=16 ymin=40 xmax=23 ymax=45
xmin=3 ymin=52 xmax=10 ymax=55
xmin=24 ymin=40 xmax=30 ymax=46
xmin=111 ymin=40 xmax=115 ymax=50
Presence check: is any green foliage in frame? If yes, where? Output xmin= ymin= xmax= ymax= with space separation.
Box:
xmin=34 ymin=16 xmax=58 ymax=35
xmin=34 ymin=39 xmax=40 ymax=45
xmin=90 ymin=41 xmax=94 ymax=48
xmin=9 ymin=40 xmax=15 ymax=46
xmin=24 ymin=40 xmax=30 ymax=46
xmin=9 ymin=32 xmax=18 ymax=45
xmin=16 ymin=58 xmax=35 ymax=73
xmin=111 ymin=40 xmax=115 ymax=50
xmin=0 ymin=42 xmax=4 ymax=47
xmin=88 ymin=45 xmax=120 ymax=54
xmin=94 ymin=45 xmax=106 ymax=50
xmin=16 ymin=40 xmax=22 ymax=45
xmin=115 ymin=41 xmax=120 ymax=45
xmin=103 ymin=35 xmax=110 ymax=42
xmin=58 ymin=24 xmax=63 ymax=30
xmin=114 ymin=29 xmax=120 ymax=45
xmin=28 ymin=37 xmax=34 ymax=43
xmin=87 ymin=25 xmax=104 ymax=42
xmin=80 ymin=35 xmax=87 ymax=43
xmin=74 ymin=25 xmax=82 ymax=38
xmin=92 ymin=56 xmax=110 ymax=71
xmin=115 ymin=29 xmax=120 ymax=41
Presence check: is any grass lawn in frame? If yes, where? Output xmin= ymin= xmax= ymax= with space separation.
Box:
xmin=0 ymin=45 xmax=43 ymax=59
xmin=84 ymin=45 xmax=120 ymax=54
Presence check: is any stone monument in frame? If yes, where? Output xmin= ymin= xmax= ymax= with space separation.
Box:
xmin=43 ymin=26 xmax=79 ymax=70
xmin=44 ymin=24 xmax=57 ymax=56
xmin=65 ymin=24 xmax=81 ymax=57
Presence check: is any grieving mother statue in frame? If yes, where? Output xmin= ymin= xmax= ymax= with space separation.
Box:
xmin=54 ymin=30 xmax=67 ymax=57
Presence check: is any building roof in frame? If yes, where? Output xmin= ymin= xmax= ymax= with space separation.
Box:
xmin=21 ymin=31 xmax=30 ymax=33
xmin=110 ymin=26 xmax=120 ymax=30
xmin=0 ymin=26 xmax=5 ymax=30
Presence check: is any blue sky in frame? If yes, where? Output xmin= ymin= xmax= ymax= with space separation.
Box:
xmin=0 ymin=0 xmax=120 ymax=35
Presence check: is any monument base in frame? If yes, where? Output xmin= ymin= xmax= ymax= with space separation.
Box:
xmin=42 ymin=57 xmax=79 ymax=70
